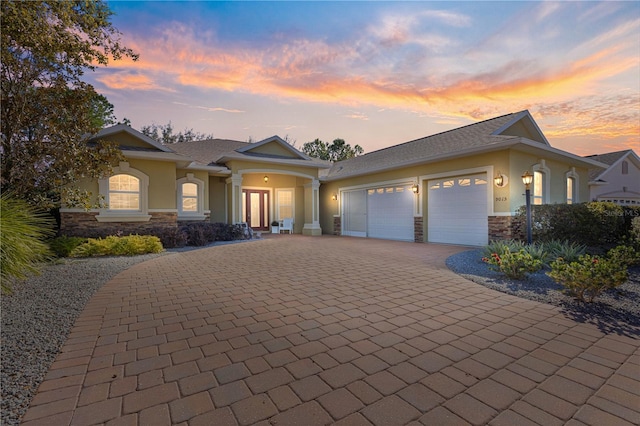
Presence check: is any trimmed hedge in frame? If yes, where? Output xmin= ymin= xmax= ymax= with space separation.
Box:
xmin=516 ymin=202 xmax=640 ymax=249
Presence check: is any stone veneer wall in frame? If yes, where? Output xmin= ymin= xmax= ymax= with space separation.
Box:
xmin=488 ymin=215 xmax=526 ymax=241
xmin=414 ymin=217 xmax=424 ymax=243
xmin=60 ymin=212 xmax=177 ymax=237
xmin=333 ymin=216 xmax=341 ymax=236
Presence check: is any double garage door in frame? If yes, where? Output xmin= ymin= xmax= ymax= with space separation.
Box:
xmin=341 ymin=174 xmax=488 ymax=246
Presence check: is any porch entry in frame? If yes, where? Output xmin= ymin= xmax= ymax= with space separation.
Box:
xmin=242 ymin=189 xmax=270 ymax=231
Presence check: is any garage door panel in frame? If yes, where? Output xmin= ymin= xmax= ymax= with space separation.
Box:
xmin=428 ymin=174 xmax=488 ymax=246
xmin=368 ymin=186 xmax=414 ymax=241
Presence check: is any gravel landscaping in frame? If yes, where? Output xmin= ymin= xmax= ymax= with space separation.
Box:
xmin=447 ymin=249 xmax=640 ymax=328
xmin=2 ymin=242 xmax=638 ymax=425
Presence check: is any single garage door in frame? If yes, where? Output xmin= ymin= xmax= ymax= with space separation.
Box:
xmin=428 ymin=174 xmax=488 ymax=246
xmin=367 ymin=185 xmax=414 ymax=241
xmin=342 ymin=185 xmax=414 ymax=241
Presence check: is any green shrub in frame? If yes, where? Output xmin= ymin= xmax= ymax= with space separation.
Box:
xmin=515 ymin=202 xmax=640 ymax=248
xmin=544 ymin=239 xmax=587 ymax=263
xmin=482 ymin=240 xmax=525 ymax=258
xmin=70 ymin=235 xmax=163 ymax=257
xmin=49 ymin=236 xmax=88 ymax=257
xmin=0 ymin=193 xmax=55 ymax=293
xmin=482 ymin=249 xmax=543 ymax=280
xmin=548 ymin=246 xmax=631 ymax=303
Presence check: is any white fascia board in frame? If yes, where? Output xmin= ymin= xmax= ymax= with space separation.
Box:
xmin=184 ymin=163 xmax=231 ymax=175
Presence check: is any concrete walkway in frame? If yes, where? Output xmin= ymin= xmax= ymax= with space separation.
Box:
xmin=22 ymin=236 xmax=640 ymax=425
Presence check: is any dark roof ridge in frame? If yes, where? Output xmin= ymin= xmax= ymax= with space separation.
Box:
xmin=360 ymin=111 xmax=521 ymax=157
xmin=584 ymin=149 xmax=631 ymax=158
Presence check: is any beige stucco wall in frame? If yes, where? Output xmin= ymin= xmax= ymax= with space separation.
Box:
xmin=319 ymin=148 xmax=592 ymax=236
xmin=65 ymin=158 xmax=177 ymax=209
xmin=209 ymin=176 xmax=227 ymax=223
xmin=248 ymin=142 xmax=298 ymax=158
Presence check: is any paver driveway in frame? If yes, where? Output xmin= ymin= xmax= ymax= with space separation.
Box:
xmin=22 ymin=236 xmax=640 ymax=425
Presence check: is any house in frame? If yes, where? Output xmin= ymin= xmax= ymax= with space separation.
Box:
xmin=60 ymin=110 xmax=606 ymax=246
xmin=584 ymin=150 xmax=640 ymax=205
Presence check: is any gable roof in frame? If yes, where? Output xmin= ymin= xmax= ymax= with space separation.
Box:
xmin=584 ymin=150 xmax=639 ymax=181
xmin=173 ymin=135 xmax=331 ymax=169
xmin=171 ymin=139 xmax=249 ymax=166
xmin=91 ymin=124 xmax=173 ymax=153
xmin=324 ymin=110 xmax=574 ymax=180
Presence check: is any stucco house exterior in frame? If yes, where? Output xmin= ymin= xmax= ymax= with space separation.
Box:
xmin=60 ymin=110 xmax=605 ymax=246
xmin=585 ymin=149 xmax=640 ymax=206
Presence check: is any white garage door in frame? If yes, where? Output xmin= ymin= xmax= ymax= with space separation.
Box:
xmin=342 ymin=185 xmax=414 ymax=241
xmin=367 ymin=186 xmax=414 ymax=241
xmin=428 ymin=174 xmax=488 ymax=246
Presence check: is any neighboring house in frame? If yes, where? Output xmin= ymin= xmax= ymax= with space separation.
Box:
xmin=61 ymin=110 xmax=605 ymax=246
xmin=584 ymin=150 xmax=640 ymax=205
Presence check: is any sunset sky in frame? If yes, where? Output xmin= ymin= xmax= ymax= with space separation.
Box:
xmin=92 ymin=1 xmax=640 ymax=156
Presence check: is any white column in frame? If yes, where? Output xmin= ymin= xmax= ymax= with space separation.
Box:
xmin=303 ymin=179 xmax=322 ymax=236
xmin=226 ymin=174 xmax=243 ymax=224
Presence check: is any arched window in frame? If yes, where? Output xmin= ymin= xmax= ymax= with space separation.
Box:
xmin=532 ymin=160 xmax=550 ymax=205
xmin=181 ymin=182 xmax=198 ymax=212
xmin=566 ymin=168 xmax=579 ymax=204
xmin=109 ymin=174 xmax=141 ymax=210
xmin=97 ymin=162 xmax=150 ymax=222
xmin=177 ymin=174 xmax=205 ymax=220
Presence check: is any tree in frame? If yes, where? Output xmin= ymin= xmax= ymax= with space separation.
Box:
xmin=1 ymin=1 xmax=138 ymax=208
xmin=140 ymin=122 xmax=215 ymax=144
xmin=301 ymin=138 xmax=364 ymax=162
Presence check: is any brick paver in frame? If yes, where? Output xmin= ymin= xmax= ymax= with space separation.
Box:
xmin=21 ymin=236 xmax=640 ymax=425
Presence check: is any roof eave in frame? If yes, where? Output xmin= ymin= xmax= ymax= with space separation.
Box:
xmin=218 ymin=153 xmax=331 ymax=169
xmin=123 ymin=150 xmax=193 ymax=167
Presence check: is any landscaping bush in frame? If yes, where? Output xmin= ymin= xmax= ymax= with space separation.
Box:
xmin=150 ymin=227 xmax=188 ymax=249
xmin=0 ymin=193 xmax=55 ymax=293
xmin=48 ymin=236 xmax=88 ymax=257
xmin=547 ymin=245 xmax=635 ymax=303
xmin=69 ymin=235 xmax=163 ymax=257
xmin=544 ymin=239 xmax=587 ymax=263
xmin=515 ymin=202 xmax=640 ymax=248
xmin=482 ymin=249 xmax=543 ymax=280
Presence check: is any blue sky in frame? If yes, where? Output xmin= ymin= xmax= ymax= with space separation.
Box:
xmin=92 ymin=1 xmax=640 ymax=155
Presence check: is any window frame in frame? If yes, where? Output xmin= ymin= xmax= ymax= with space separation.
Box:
xmin=97 ymin=162 xmax=151 ymax=222
xmin=275 ymin=188 xmax=295 ymax=221
xmin=532 ymin=160 xmax=550 ymax=205
xmin=176 ymin=173 xmax=206 ymax=221
xmin=565 ymin=168 xmax=579 ymax=204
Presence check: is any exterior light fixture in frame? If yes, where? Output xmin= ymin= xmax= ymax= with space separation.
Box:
xmin=494 ymin=173 xmax=508 ymax=187
xmin=521 ymin=171 xmax=533 ymax=244
xmin=331 ymin=194 xmax=337 ymax=201
xmin=411 ymin=184 xmax=419 ymax=194
xmin=264 ymin=175 xmax=269 ymax=183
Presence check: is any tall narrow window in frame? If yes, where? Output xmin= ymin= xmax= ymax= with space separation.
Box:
xmin=177 ymin=174 xmax=205 ymax=220
xmin=109 ymin=174 xmax=140 ymax=210
xmin=276 ymin=189 xmax=294 ymax=220
xmin=566 ymin=177 xmax=575 ymax=204
xmin=533 ymin=171 xmax=544 ymax=205
xmin=181 ymin=182 xmax=198 ymax=212
xmin=622 ymin=161 xmax=629 ymax=175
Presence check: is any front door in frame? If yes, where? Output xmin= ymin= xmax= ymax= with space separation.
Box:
xmin=242 ymin=189 xmax=270 ymax=231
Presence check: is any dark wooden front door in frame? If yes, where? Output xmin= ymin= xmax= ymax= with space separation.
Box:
xmin=242 ymin=190 xmax=269 ymax=231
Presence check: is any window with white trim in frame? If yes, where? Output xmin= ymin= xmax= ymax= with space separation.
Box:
xmin=181 ymin=183 xmax=198 ymax=212
xmin=109 ymin=174 xmax=140 ymax=210
xmin=532 ymin=160 xmax=550 ymax=205
xmin=533 ymin=171 xmax=544 ymax=205
xmin=176 ymin=174 xmax=205 ymax=219
xmin=97 ymin=162 xmax=150 ymax=222
xmin=276 ymin=189 xmax=294 ymax=220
